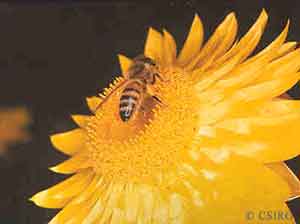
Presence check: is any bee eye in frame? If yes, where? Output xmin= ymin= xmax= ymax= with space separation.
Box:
xmin=150 ymin=61 xmax=156 ymax=66
xmin=134 ymin=55 xmax=156 ymax=66
xmin=144 ymin=58 xmax=156 ymax=66
xmin=130 ymin=63 xmax=145 ymax=75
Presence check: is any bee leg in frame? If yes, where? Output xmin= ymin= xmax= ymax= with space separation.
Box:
xmin=141 ymin=106 xmax=148 ymax=117
xmin=147 ymin=86 xmax=165 ymax=106
xmin=152 ymin=95 xmax=163 ymax=104
xmin=147 ymin=86 xmax=155 ymax=96
xmin=154 ymin=73 xmax=164 ymax=82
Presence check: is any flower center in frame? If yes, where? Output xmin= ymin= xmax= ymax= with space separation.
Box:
xmin=86 ymin=69 xmax=201 ymax=185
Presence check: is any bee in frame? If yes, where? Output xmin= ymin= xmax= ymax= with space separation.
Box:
xmin=95 ymin=54 xmax=163 ymax=122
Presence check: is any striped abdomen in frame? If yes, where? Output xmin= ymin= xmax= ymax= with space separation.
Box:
xmin=119 ymin=81 xmax=145 ymax=122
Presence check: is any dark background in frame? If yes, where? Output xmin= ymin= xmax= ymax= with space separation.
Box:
xmin=0 ymin=1 xmax=300 ymax=223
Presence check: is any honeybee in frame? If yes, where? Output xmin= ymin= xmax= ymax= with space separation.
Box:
xmin=95 ymin=54 xmax=163 ymax=122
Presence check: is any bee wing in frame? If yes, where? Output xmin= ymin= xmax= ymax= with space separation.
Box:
xmin=94 ymin=79 xmax=133 ymax=113
xmin=122 ymin=68 xmax=131 ymax=79
xmin=145 ymin=86 xmax=165 ymax=106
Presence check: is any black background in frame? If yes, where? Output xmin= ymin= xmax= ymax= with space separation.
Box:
xmin=0 ymin=1 xmax=300 ymax=223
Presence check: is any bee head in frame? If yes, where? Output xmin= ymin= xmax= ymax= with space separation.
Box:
xmin=134 ymin=55 xmax=156 ymax=66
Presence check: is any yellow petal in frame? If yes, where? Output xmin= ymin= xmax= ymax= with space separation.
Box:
xmin=144 ymin=27 xmax=163 ymax=64
xmin=266 ymin=162 xmax=300 ymax=200
xmin=172 ymin=154 xmax=292 ymax=222
xmin=193 ymin=36 xmax=256 ymax=92
xmin=30 ymin=169 xmax=94 ymax=208
xmin=162 ymin=29 xmax=177 ymax=67
xmin=118 ymin=54 xmax=132 ymax=74
xmin=111 ymin=208 xmax=125 ymax=224
xmin=214 ymin=9 xmax=268 ymax=67
xmin=235 ymin=9 xmax=268 ymax=55
xmin=50 ymin=129 xmax=86 ymax=155
xmin=212 ymin=29 xmax=263 ymax=71
xmin=71 ymin=115 xmax=90 ymax=128
xmin=49 ymin=201 xmax=91 ymax=224
xmin=209 ymin=40 xmax=239 ymax=69
xmin=199 ymin=18 xmax=238 ymax=72
xmin=186 ymin=12 xmax=237 ymax=71
xmin=255 ymin=48 xmax=300 ymax=83
xmin=49 ymin=175 xmax=107 ymax=224
xmin=69 ymin=175 xmax=103 ymax=205
xmin=177 ymin=14 xmax=204 ymax=66
xmin=244 ymin=20 xmax=289 ymax=65
xmin=257 ymin=99 xmax=300 ymax=116
xmin=213 ymin=22 xmax=288 ymax=90
xmin=86 ymin=96 xmax=102 ymax=112
xmin=232 ymin=71 xmax=300 ymax=102
xmin=136 ymin=185 xmax=155 ymax=223
xmin=194 ymin=55 xmax=240 ymax=95
xmin=198 ymin=98 xmax=300 ymax=130
xmin=214 ymin=49 xmax=272 ymax=89
xmin=82 ymin=183 xmax=115 ymax=223
xmin=152 ymin=193 xmax=169 ymax=223
xmin=205 ymin=13 xmax=238 ymax=64
xmin=275 ymin=41 xmax=297 ymax=59
xmin=204 ymin=113 xmax=300 ymax=162
xmin=50 ymin=151 xmax=90 ymax=174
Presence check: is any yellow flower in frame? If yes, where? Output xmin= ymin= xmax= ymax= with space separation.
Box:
xmin=0 ymin=107 xmax=30 ymax=155
xmin=31 ymin=10 xmax=300 ymax=223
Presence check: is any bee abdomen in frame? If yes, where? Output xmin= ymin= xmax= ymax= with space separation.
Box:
xmin=119 ymin=88 xmax=140 ymax=122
